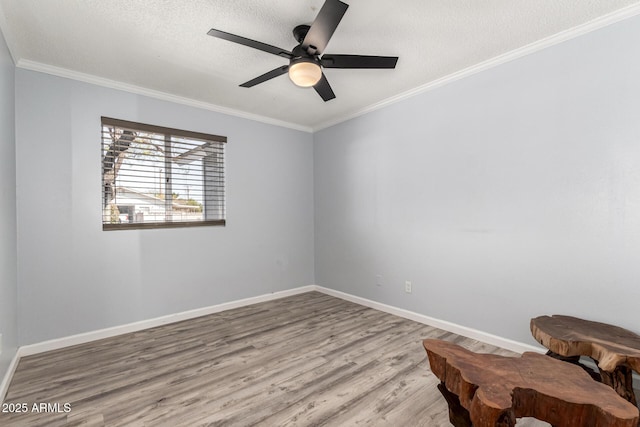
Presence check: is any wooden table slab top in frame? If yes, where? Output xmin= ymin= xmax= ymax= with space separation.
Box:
xmin=423 ymin=338 xmax=639 ymax=427
xmin=530 ymin=315 xmax=640 ymax=373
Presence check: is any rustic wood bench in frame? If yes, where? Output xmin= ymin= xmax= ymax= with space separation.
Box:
xmin=423 ymin=338 xmax=639 ymax=427
xmin=531 ymin=315 xmax=640 ymax=407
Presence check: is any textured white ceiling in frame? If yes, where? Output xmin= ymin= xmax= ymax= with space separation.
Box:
xmin=1 ymin=0 xmax=639 ymax=131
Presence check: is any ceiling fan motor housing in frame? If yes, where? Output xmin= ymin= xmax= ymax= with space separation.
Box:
xmin=207 ymin=0 xmax=397 ymax=101
xmin=291 ymin=44 xmax=316 ymax=60
xmin=293 ymin=25 xmax=311 ymax=44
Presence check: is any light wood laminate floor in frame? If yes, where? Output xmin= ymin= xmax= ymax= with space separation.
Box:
xmin=1 ymin=292 xmax=568 ymax=426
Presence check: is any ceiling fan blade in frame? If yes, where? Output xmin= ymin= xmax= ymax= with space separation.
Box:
xmin=302 ymin=0 xmax=349 ymax=55
xmin=321 ymin=54 xmax=398 ymax=69
xmin=313 ymin=73 xmax=336 ymax=102
xmin=208 ymin=28 xmax=293 ymax=59
xmin=240 ymin=65 xmax=290 ymax=88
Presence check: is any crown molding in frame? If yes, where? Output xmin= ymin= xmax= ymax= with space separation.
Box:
xmin=312 ymin=3 xmax=640 ymax=132
xmin=8 ymin=3 xmax=640 ymax=134
xmin=15 ymin=59 xmax=313 ymax=133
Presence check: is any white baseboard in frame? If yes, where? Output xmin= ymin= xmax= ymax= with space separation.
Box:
xmin=17 ymin=283 xmax=542 ymax=358
xmin=315 ymin=286 xmax=640 ymax=390
xmin=0 ymin=348 xmax=21 ymax=404
xmin=5 ymin=284 xmax=635 ymax=404
xmin=19 ymin=285 xmax=316 ymax=357
xmin=2 ymin=286 xmax=315 ymax=402
xmin=313 ymin=286 xmax=545 ymax=355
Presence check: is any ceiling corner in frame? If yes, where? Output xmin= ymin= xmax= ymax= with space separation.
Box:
xmin=0 ymin=1 xmax=20 ymax=64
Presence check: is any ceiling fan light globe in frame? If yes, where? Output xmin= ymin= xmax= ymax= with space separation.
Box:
xmin=289 ymin=61 xmax=322 ymax=87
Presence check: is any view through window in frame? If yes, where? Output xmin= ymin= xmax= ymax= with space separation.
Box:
xmin=101 ymin=117 xmax=226 ymax=230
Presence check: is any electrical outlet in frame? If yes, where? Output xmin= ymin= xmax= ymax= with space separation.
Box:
xmin=405 ymin=281 xmax=412 ymax=293
xmin=376 ymin=274 xmax=383 ymax=287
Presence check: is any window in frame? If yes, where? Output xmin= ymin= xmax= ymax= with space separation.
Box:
xmin=101 ymin=117 xmax=226 ymax=230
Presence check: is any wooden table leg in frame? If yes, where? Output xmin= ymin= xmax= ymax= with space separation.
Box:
xmin=598 ymin=365 xmax=638 ymax=408
xmin=437 ymin=382 xmax=473 ymax=427
xmin=546 ymin=351 xmax=636 ymax=407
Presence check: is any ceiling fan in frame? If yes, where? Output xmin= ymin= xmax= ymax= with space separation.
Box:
xmin=207 ymin=0 xmax=398 ymax=102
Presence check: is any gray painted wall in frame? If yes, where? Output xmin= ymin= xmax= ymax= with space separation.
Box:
xmin=0 ymin=29 xmax=17 ymax=379
xmin=7 ymin=11 xmax=640 ymax=354
xmin=15 ymin=70 xmax=314 ymax=345
xmin=314 ymin=15 xmax=640 ymax=346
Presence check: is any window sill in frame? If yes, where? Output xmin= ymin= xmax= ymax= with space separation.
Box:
xmin=103 ymin=220 xmax=226 ymax=231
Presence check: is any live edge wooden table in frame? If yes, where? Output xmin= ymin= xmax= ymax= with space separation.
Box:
xmin=423 ymin=339 xmax=639 ymax=427
xmin=531 ymin=315 xmax=640 ymax=407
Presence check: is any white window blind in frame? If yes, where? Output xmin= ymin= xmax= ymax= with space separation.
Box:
xmin=101 ymin=117 xmax=226 ymax=230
